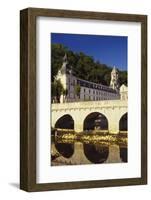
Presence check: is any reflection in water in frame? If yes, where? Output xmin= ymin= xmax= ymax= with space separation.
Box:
xmin=55 ymin=142 xmax=74 ymax=158
xmin=83 ymin=143 xmax=109 ymax=164
xmin=120 ymin=147 xmax=127 ymax=162
xmin=51 ymin=133 xmax=128 ymax=166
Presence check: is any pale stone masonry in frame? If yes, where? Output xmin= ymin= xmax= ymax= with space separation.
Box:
xmin=52 ymin=100 xmax=127 ymax=133
xmin=56 ymin=54 xmax=128 ymax=103
xmin=120 ymin=84 xmax=128 ymax=100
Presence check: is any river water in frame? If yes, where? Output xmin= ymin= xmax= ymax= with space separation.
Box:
xmin=51 ymin=135 xmax=127 ymax=166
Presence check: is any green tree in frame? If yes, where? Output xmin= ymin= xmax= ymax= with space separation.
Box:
xmin=62 ymin=88 xmax=68 ymax=102
xmin=51 ymin=44 xmax=68 ymax=81
xmin=51 ymin=79 xmax=64 ymax=103
xmin=51 ymin=43 xmax=127 ymax=88
xmin=51 ymin=81 xmax=57 ymax=103
xmin=74 ymin=84 xmax=81 ymax=99
xmin=119 ymin=71 xmax=128 ymax=86
xmin=63 ymin=88 xmax=68 ymax=96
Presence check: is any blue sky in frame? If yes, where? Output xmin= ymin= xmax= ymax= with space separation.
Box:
xmin=51 ymin=33 xmax=127 ymax=71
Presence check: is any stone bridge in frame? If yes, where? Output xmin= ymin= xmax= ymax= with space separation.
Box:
xmin=51 ymin=100 xmax=127 ymax=134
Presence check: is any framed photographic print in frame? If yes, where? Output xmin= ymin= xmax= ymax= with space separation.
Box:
xmin=20 ymin=8 xmax=147 ymax=191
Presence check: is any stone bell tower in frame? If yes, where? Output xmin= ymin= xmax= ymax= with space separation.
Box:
xmin=56 ymin=53 xmax=68 ymax=89
xmin=56 ymin=53 xmax=68 ymax=103
xmin=58 ymin=53 xmax=68 ymax=75
xmin=110 ymin=66 xmax=120 ymax=92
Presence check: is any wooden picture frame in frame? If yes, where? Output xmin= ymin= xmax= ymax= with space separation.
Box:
xmin=20 ymin=7 xmax=147 ymax=192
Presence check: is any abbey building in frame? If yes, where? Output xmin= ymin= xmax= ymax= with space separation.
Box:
xmin=55 ymin=54 xmax=128 ymax=103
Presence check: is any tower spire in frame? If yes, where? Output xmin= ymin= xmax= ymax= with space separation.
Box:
xmin=59 ymin=53 xmax=68 ymax=74
xmin=110 ymin=66 xmax=119 ymax=91
xmin=63 ymin=53 xmax=67 ymax=63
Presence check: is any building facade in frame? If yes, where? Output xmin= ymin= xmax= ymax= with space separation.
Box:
xmin=56 ymin=54 xmax=127 ymax=103
xmin=120 ymin=84 xmax=128 ymax=100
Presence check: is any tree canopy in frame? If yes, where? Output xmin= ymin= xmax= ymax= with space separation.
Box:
xmin=51 ymin=43 xmax=127 ymax=86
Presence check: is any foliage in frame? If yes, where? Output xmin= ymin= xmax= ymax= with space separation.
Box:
xmin=74 ymin=84 xmax=81 ymax=98
xmin=51 ymin=44 xmax=68 ymax=82
xmin=51 ymin=43 xmax=128 ymax=98
xmin=51 ymin=79 xmax=64 ymax=103
xmin=63 ymin=88 xmax=68 ymax=96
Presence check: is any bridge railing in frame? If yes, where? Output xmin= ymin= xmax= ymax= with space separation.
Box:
xmin=52 ymin=100 xmax=127 ymax=110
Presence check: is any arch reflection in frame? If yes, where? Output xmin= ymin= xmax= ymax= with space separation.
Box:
xmin=83 ymin=143 xmax=109 ymax=163
xmin=120 ymin=147 xmax=127 ymax=162
xmin=55 ymin=142 xmax=74 ymax=158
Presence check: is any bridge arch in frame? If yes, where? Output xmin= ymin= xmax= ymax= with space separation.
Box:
xmin=55 ymin=114 xmax=74 ymax=129
xmin=52 ymin=101 xmax=128 ymax=134
xmin=119 ymin=112 xmax=128 ymax=131
xmin=83 ymin=112 xmax=108 ymax=131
